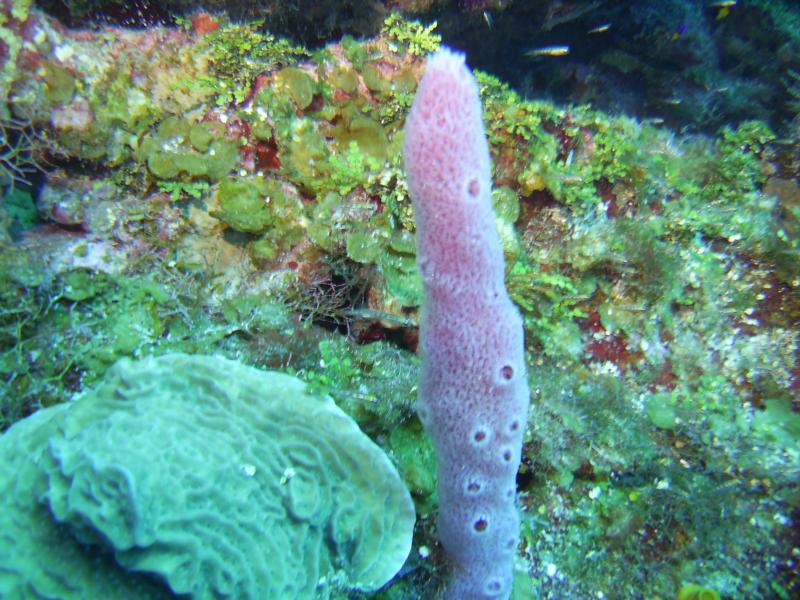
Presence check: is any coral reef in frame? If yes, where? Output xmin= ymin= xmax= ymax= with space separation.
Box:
xmin=0 ymin=4 xmax=797 ymax=599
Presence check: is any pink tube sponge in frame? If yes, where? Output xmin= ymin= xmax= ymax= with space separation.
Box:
xmin=404 ymin=48 xmax=530 ymax=599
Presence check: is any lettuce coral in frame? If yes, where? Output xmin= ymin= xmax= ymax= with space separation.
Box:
xmin=0 ymin=353 xmax=415 ymax=598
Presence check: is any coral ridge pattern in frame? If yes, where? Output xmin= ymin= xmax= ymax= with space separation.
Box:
xmin=0 ymin=353 xmax=415 ymax=599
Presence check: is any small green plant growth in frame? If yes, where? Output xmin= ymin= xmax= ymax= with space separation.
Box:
xmin=0 ymin=13 xmax=25 ymax=122
xmin=156 ymin=179 xmax=210 ymax=201
xmin=52 ymin=52 xmax=166 ymax=164
xmin=0 ymin=251 xmax=58 ymax=428
xmin=0 ymin=245 xmax=339 ymax=431
xmin=191 ymin=20 xmax=309 ymax=107
xmin=328 ymin=141 xmax=382 ymax=196
xmin=88 ymin=79 xmax=149 ymax=154
xmin=273 ymin=66 xmax=317 ymax=110
xmin=0 ymin=262 xmax=174 ymax=429
xmin=211 ymin=177 xmax=276 ymax=234
xmin=381 ymin=13 xmax=441 ymax=57
xmin=347 ymin=222 xmax=421 ymax=309
xmin=677 ymin=584 xmax=721 ymax=600
xmin=341 ymin=35 xmax=369 ymax=70
xmin=508 ymin=264 xmax=590 ymax=359
xmin=380 ymin=166 xmax=415 ymax=232
xmin=303 ymin=338 xmax=364 ymax=397
xmin=476 ymin=72 xmax=606 ymax=205
xmin=276 ymin=114 xmax=333 ymax=194
xmin=388 ymin=418 xmax=437 ymax=514
xmin=520 ymin=414 xmax=792 ymax=598
xmin=297 ymin=336 xmax=418 ymax=435
xmin=702 ymin=120 xmax=775 ymax=203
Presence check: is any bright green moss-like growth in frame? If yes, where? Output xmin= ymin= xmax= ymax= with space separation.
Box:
xmin=389 ymin=419 xmax=437 ymax=514
xmin=0 ymin=353 xmax=415 ymax=598
xmin=381 ymin=13 xmax=441 ymax=57
xmin=192 ymin=19 xmax=309 ymax=106
xmin=300 ymin=337 xmax=419 ymax=433
xmin=703 ymin=120 xmax=775 ymax=202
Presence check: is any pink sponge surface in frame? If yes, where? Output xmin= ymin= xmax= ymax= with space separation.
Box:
xmin=404 ymin=48 xmax=530 ymax=600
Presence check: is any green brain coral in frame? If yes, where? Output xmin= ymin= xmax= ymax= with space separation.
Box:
xmin=0 ymin=353 xmax=415 ymax=599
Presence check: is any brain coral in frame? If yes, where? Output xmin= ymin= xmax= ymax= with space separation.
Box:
xmin=0 ymin=353 xmax=415 ymax=599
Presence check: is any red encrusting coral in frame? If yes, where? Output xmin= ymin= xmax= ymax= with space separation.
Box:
xmin=191 ymin=13 xmax=220 ymax=36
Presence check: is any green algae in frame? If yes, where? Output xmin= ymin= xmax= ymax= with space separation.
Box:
xmin=389 ymin=419 xmax=437 ymax=514
xmin=43 ymin=62 xmax=76 ymax=105
xmin=193 ymin=19 xmax=309 ymax=106
xmin=382 ymin=13 xmax=441 ymax=57
xmin=274 ymin=66 xmax=317 ymax=110
xmin=138 ymin=117 xmax=238 ymax=183
xmin=332 ymin=114 xmax=389 ymax=162
xmin=211 ymin=177 xmax=275 ymax=233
